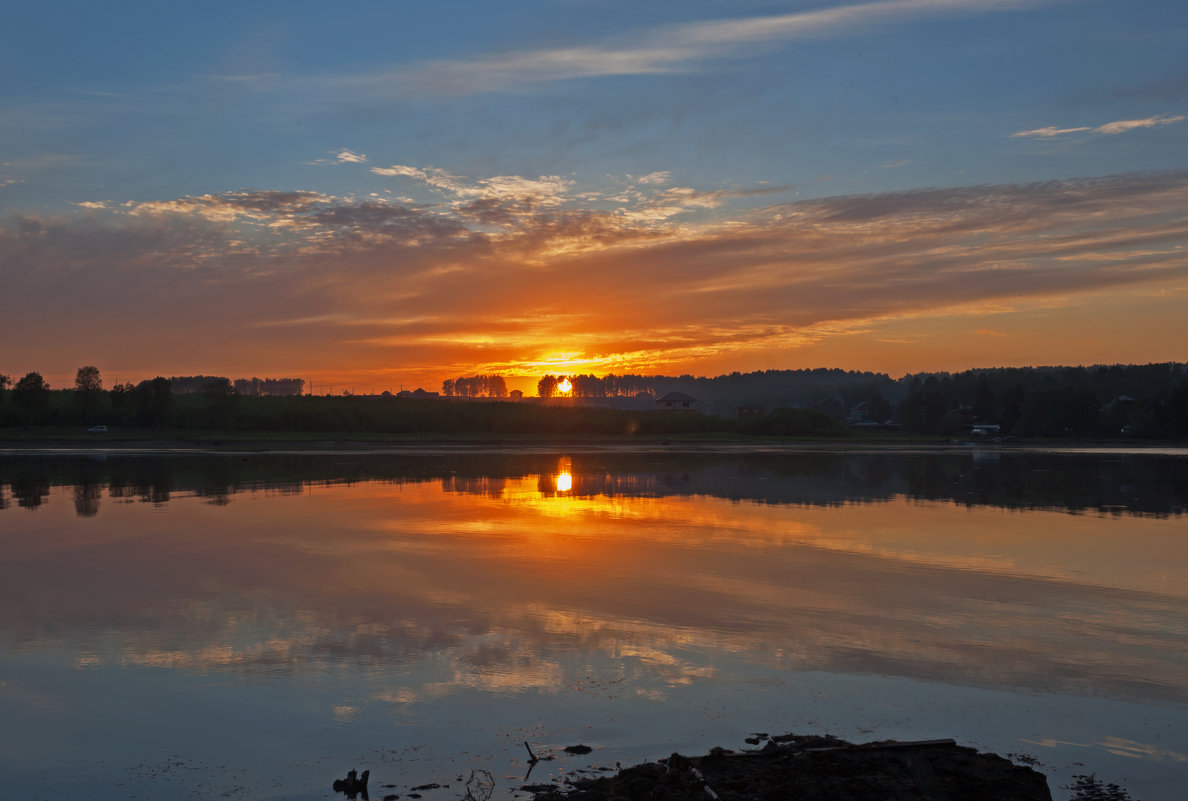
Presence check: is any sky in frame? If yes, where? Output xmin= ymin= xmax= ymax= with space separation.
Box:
xmin=2 ymin=0 xmax=1186 ymax=393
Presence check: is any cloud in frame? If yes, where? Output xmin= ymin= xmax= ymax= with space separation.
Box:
xmin=83 ymin=188 xmax=475 ymax=258
xmin=635 ymin=171 xmax=671 ymax=185
xmin=1010 ymin=125 xmax=1092 ymax=138
xmin=1095 ymin=114 xmax=1185 ymax=135
xmin=619 ymin=186 xmax=745 ymax=223
xmin=322 ymin=0 xmax=1069 ymax=97
xmin=370 ymin=164 xmax=470 ymax=194
xmin=335 ymin=148 xmax=368 ymax=163
xmin=1013 ymin=114 xmax=1183 ymax=138
xmin=4 ymin=170 xmax=1187 ymax=385
xmin=129 ymin=190 xmax=333 ymax=224
xmin=371 ymin=164 xmax=573 ymax=205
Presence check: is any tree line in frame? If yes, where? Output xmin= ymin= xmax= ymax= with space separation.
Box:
xmin=492 ymin=363 xmax=1188 ymax=439
xmin=0 ymin=365 xmax=848 ymax=437
xmin=167 ymin=375 xmax=304 ymax=396
xmin=894 ymin=363 xmax=1188 ymax=438
xmin=4 ymin=362 xmax=1188 ymax=439
xmin=0 ymin=368 xmax=298 ymax=429
xmin=441 ymin=375 xmax=509 ymax=398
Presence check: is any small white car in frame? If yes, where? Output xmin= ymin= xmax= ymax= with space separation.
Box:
xmin=87 ymin=425 xmax=108 ymax=433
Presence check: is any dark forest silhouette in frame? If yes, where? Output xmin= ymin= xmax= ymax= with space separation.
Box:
xmin=1 ymin=363 xmax=1187 ymax=439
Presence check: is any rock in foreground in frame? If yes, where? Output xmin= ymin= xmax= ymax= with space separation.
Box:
xmin=530 ymin=734 xmax=1051 ymax=801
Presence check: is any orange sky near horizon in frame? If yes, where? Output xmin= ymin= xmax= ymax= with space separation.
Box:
xmin=9 ymin=170 xmax=1188 ymax=396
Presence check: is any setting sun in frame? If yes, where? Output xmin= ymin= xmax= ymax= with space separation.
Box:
xmin=557 ymin=378 xmax=573 ymax=395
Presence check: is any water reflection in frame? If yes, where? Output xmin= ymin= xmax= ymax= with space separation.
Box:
xmin=1 ymin=449 xmax=1186 ymax=800
xmin=2 ymin=449 xmax=1187 ymax=517
xmin=555 ymin=456 xmax=573 ymax=493
xmin=2 ymin=455 xmax=1185 ymax=702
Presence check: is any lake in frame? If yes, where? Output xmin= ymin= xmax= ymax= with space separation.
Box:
xmin=1 ymin=446 xmax=1185 ymax=800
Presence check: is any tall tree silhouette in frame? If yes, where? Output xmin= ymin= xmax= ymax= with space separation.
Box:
xmin=74 ymin=365 xmax=103 ymax=422
xmin=14 ymin=372 xmax=51 ymax=422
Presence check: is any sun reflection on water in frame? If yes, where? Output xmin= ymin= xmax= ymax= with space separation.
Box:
xmin=554 ymin=456 xmax=573 ymax=493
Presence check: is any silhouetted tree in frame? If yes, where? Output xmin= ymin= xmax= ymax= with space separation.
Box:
xmin=109 ymin=382 xmax=132 ymax=419
xmin=13 ymin=372 xmax=50 ymax=421
xmin=866 ymin=395 xmax=893 ymax=424
xmin=132 ymin=377 xmax=173 ymax=427
xmin=1016 ymin=386 xmax=1098 ymax=437
xmin=972 ymin=376 xmax=995 ymax=422
xmin=449 ymin=375 xmax=508 ymax=398
xmin=169 ymin=375 xmax=230 ymax=394
xmin=74 ymin=365 xmax=103 ymax=421
xmin=1099 ymin=398 xmax=1131 ymax=436
xmin=1170 ymin=379 xmax=1188 ymax=437
xmin=231 ymin=377 xmax=305 ymax=396
xmin=75 ymin=365 xmax=102 ymax=393
xmin=0 ymin=373 xmax=10 ymax=392
xmin=442 ymin=379 xmax=455 ymax=397
xmin=202 ymin=378 xmax=238 ymax=428
xmin=999 ymin=384 xmax=1025 ymax=434
xmin=899 ymin=376 xmax=949 ymax=433
xmin=537 ymin=375 xmax=558 ymax=398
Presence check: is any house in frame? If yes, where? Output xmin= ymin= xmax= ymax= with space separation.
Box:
xmin=656 ymin=391 xmax=698 ymax=412
xmin=846 ymin=401 xmax=871 ymax=424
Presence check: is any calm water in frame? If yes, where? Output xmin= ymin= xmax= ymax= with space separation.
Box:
xmin=1 ymin=447 xmax=1186 ymax=800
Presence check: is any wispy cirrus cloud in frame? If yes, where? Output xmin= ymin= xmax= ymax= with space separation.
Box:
xmin=1095 ymin=114 xmax=1185 ymax=134
xmin=322 ymin=0 xmax=1072 ymax=97
xmin=1012 ymin=113 xmax=1184 ymax=138
xmin=1011 ymin=125 xmax=1093 ymax=138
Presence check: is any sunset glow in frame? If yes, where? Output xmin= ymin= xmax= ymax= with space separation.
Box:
xmin=2 ymin=2 xmax=1185 ymax=389
xmin=557 ymin=378 xmax=573 ymax=395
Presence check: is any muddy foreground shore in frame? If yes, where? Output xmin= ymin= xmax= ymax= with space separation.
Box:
xmin=522 ymin=733 xmax=1052 ymax=801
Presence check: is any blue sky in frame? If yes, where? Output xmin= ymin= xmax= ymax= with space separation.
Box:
xmin=2 ymin=0 xmax=1186 ymax=390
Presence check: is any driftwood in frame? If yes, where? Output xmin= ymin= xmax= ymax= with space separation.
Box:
xmin=463 ymin=768 xmax=496 ymax=801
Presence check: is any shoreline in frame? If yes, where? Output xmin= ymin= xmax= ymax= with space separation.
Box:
xmin=1 ymin=431 xmax=1186 ymax=455
xmin=524 ymin=732 xmax=1055 ymax=801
